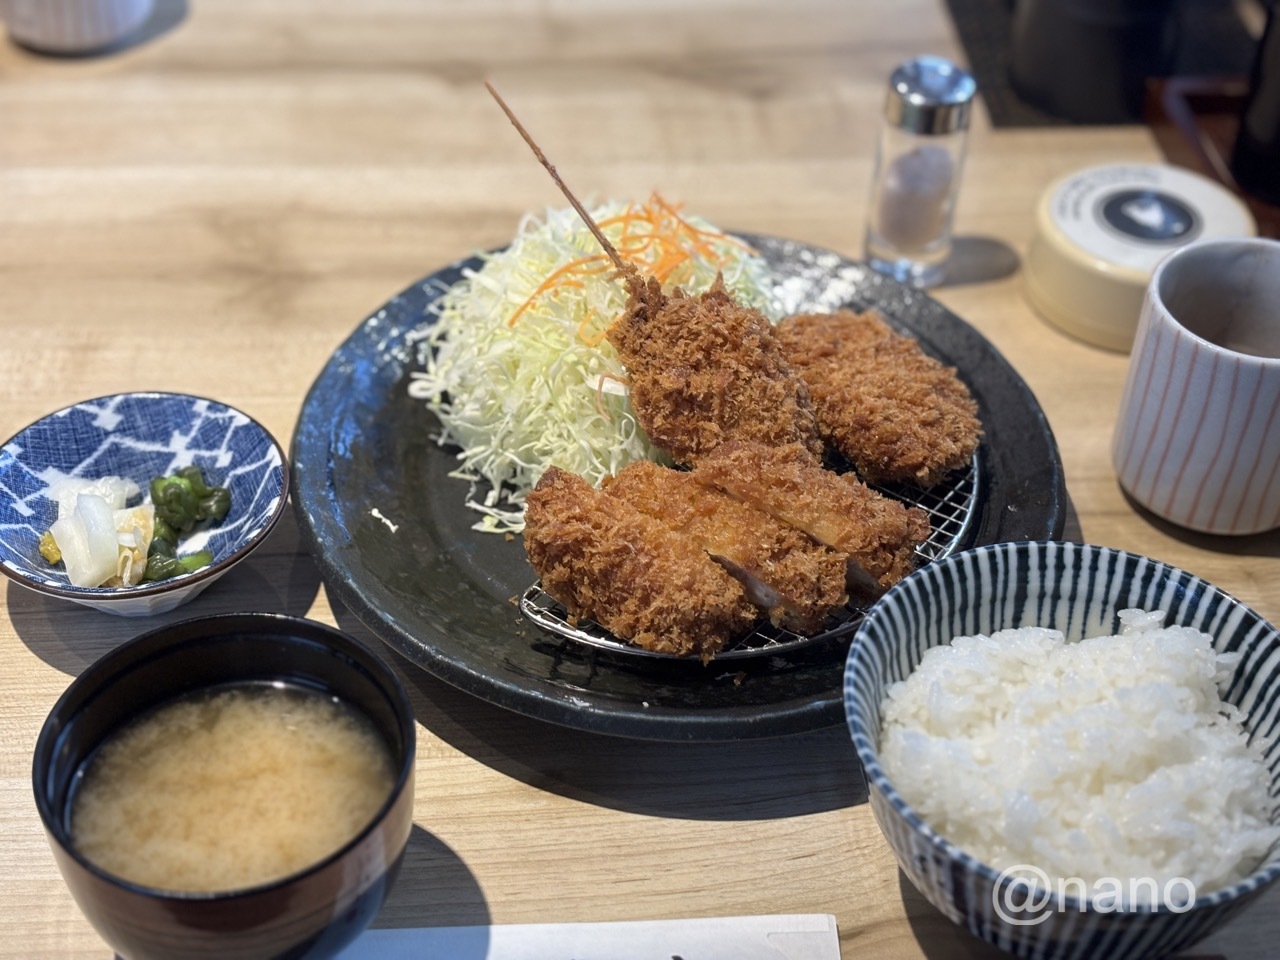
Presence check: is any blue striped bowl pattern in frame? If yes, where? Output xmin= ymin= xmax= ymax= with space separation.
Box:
xmin=0 ymin=393 xmax=289 ymax=616
xmin=845 ymin=540 xmax=1280 ymax=960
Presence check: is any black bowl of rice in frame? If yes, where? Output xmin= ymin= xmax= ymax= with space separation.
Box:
xmin=845 ymin=540 xmax=1280 ymax=960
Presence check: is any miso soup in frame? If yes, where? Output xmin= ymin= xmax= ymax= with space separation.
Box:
xmin=70 ymin=683 xmax=396 ymax=893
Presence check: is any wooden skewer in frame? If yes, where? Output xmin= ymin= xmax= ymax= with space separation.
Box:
xmin=484 ymin=80 xmax=635 ymax=278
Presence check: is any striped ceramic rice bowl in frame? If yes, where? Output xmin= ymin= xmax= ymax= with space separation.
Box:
xmin=845 ymin=540 xmax=1280 ymax=959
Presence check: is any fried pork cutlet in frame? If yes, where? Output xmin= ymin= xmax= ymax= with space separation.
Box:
xmin=692 ymin=441 xmax=929 ymax=598
xmin=603 ymin=460 xmax=848 ymax=635
xmin=776 ymin=309 xmax=982 ymax=488
xmin=523 ymin=466 xmax=758 ymax=660
xmin=607 ymin=274 xmax=823 ymax=465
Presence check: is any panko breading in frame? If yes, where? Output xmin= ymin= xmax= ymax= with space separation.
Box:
xmin=776 ymin=309 xmax=982 ymax=488
xmin=692 ymin=441 xmax=929 ymax=597
xmin=603 ymin=460 xmax=848 ymax=635
xmin=523 ymin=466 xmax=758 ymax=660
xmin=607 ymin=274 xmax=823 ymax=465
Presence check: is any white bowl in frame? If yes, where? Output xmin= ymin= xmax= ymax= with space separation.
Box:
xmin=846 ymin=540 xmax=1280 ymax=959
xmin=0 ymin=0 xmax=153 ymax=54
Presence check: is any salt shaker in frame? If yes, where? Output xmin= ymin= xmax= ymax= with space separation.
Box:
xmin=865 ymin=56 xmax=977 ymax=288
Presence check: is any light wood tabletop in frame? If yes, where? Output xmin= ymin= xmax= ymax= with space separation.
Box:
xmin=2 ymin=1 xmax=1278 ymax=958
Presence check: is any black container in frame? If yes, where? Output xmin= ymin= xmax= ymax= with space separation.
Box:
xmin=32 ymin=613 xmax=416 ymax=960
xmin=1232 ymin=2 xmax=1280 ymax=205
xmin=1009 ymin=0 xmax=1178 ymax=123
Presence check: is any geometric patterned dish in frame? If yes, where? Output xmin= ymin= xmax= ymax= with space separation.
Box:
xmin=0 ymin=392 xmax=289 ymax=616
xmin=845 ymin=540 xmax=1280 ymax=960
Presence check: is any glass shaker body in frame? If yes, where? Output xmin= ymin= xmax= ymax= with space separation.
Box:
xmin=865 ymin=56 xmax=976 ymax=288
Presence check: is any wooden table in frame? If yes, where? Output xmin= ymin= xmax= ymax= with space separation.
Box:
xmin=2 ymin=1 xmax=1277 ymax=957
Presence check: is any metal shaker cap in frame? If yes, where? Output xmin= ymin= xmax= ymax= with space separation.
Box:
xmin=884 ymin=56 xmax=977 ymax=135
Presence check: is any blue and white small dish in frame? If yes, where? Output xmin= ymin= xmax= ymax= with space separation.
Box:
xmin=0 ymin=392 xmax=289 ymax=617
xmin=845 ymin=540 xmax=1280 ymax=960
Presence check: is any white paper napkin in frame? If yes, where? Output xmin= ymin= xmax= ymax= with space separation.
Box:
xmin=335 ymin=913 xmax=841 ymax=959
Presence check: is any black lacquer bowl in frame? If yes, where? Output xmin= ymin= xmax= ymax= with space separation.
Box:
xmin=32 ymin=613 xmax=416 ymax=960
xmin=291 ymin=234 xmax=1067 ymax=741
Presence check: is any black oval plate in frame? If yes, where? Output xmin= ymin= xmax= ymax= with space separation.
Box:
xmin=291 ymin=235 xmax=1066 ymax=741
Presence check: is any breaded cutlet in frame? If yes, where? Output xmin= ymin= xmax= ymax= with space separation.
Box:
xmin=523 ymin=466 xmax=758 ymax=660
xmin=776 ymin=309 xmax=982 ymax=488
xmin=691 ymin=441 xmax=930 ymax=597
xmin=607 ymin=274 xmax=823 ymax=465
xmin=603 ymin=460 xmax=848 ymax=635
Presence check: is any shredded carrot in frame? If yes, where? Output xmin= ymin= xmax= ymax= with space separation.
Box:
xmin=506 ymin=253 xmax=611 ymax=327
xmin=577 ymin=313 xmax=609 ymax=348
xmin=593 ymin=372 xmax=630 ymax=421
xmin=503 ymin=193 xmax=750 ymax=341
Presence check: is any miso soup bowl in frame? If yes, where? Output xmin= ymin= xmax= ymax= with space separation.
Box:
xmin=845 ymin=541 xmax=1280 ymax=960
xmin=32 ymin=613 xmax=416 ymax=960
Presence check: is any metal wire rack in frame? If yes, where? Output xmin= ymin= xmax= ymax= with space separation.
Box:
xmin=518 ymin=450 xmax=980 ymax=661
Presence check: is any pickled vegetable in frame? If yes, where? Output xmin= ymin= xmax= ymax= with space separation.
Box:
xmin=150 ymin=466 xmax=231 ymax=534
xmin=38 ymin=531 xmax=61 ymax=564
xmin=41 ymin=467 xmax=230 ymax=586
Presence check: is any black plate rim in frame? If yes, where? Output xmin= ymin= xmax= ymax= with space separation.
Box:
xmin=291 ymin=233 xmax=1066 ymax=741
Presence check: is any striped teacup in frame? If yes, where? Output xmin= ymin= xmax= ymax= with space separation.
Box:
xmin=1112 ymin=237 xmax=1280 ymax=535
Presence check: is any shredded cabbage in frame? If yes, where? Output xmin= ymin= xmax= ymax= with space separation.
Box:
xmin=408 ymin=197 xmax=780 ymax=533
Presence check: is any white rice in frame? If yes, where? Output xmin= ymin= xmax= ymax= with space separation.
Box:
xmin=880 ymin=609 xmax=1280 ymax=899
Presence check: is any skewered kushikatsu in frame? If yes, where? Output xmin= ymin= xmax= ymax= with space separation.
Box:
xmin=523 ymin=466 xmax=758 ymax=660
xmin=603 ymin=460 xmax=848 ymax=634
xmin=776 ymin=309 xmax=982 ymax=488
xmin=486 ymin=81 xmax=820 ymax=468
xmin=692 ymin=441 xmax=929 ymax=598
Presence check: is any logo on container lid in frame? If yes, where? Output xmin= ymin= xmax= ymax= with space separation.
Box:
xmin=1096 ymin=189 xmax=1201 ymax=245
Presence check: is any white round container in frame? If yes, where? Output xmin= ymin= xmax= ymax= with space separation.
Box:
xmin=1024 ymin=163 xmax=1256 ymax=352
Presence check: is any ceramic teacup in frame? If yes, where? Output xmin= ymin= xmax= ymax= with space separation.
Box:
xmin=1111 ymin=236 xmax=1280 ymax=535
